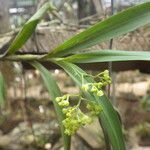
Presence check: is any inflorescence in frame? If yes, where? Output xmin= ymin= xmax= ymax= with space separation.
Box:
xmin=81 ymin=70 xmax=111 ymax=96
xmin=55 ymin=70 xmax=111 ymax=135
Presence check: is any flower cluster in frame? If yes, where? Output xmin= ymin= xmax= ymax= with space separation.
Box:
xmin=97 ymin=70 xmax=111 ymax=86
xmin=54 ymin=70 xmax=110 ymax=135
xmin=62 ymin=106 xmax=92 ymax=135
xmin=86 ymin=102 xmax=103 ymax=116
xmin=55 ymin=94 xmax=103 ymax=135
xmin=55 ymin=95 xmax=69 ymax=107
xmin=82 ymin=83 xmax=104 ymax=96
xmin=82 ymin=70 xmax=111 ymax=96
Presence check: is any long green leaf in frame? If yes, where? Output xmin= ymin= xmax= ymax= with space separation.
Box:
xmin=31 ymin=62 xmax=71 ymax=150
xmin=0 ymin=72 xmax=5 ymax=106
xmin=54 ymin=60 xmax=125 ymax=150
xmin=45 ymin=2 xmax=150 ymax=57
xmin=7 ymin=2 xmax=56 ymax=55
xmin=63 ymin=50 xmax=150 ymax=63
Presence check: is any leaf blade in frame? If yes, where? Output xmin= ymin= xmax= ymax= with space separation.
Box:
xmin=31 ymin=62 xmax=71 ymax=150
xmin=54 ymin=60 xmax=125 ymax=150
xmin=63 ymin=50 xmax=150 ymax=63
xmin=0 ymin=72 xmax=6 ymax=106
xmin=46 ymin=2 xmax=150 ymax=57
xmin=7 ymin=2 xmax=55 ymax=55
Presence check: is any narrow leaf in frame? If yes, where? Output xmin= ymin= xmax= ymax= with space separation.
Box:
xmin=55 ymin=60 xmax=125 ymax=150
xmin=0 ymin=72 xmax=6 ymax=106
xmin=7 ymin=2 xmax=56 ymax=55
xmin=46 ymin=2 xmax=150 ymax=57
xmin=63 ymin=50 xmax=150 ymax=63
xmin=31 ymin=62 xmax=71 ymax=150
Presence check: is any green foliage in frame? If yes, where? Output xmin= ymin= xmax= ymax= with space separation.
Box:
xmin=62 ymin=106 xmax=92 ymax=135
xmin=0 ymin=72 xmax=6 ymax=106
xmin=136 ymin=122 xmax=150 ymax=139
xmin=63 ymin=50 xmax=150 ymax=63
xmin=86 ymin=101 xmax=103 ymax=116
xmin=81 ymin=70 xmax=111 ymax=96
xmin=55 ymin=91 xmax=104 ymax=135
xmin=45 ymin=2 xmax=150 ymax=57
xmin=7 ymin=2 xmax=56 ymax=55
xmin=31 ymin=62 xmax=71 ymax=150
xmin=1 ymin=2 xmax=150 ymax=150
xmin=55 ymin=60 xmax=126 ymax=150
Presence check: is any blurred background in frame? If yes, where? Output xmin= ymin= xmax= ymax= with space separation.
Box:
xmin=0 ymin=0 xmax=150 ymax=150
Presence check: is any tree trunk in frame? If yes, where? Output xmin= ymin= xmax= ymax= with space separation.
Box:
xmin=0 ymin=0 xmax=10 ymax=34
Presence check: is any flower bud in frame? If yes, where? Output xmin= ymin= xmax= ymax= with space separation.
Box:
xmin=97 ymin=90 xmax=104 ymax=97
xmin=97 ymin=82 xmax=103 ymax=88
xmin=55 ymin=97 xmax=62 ymax=102
xmin=62 ymin=108 xmax=68 ymax=114
xmin=62 ymin=95 xmax=67 ymax=100
xmin=103 ymin=70 xmax=109 ymax=75
xmin=82 ymin=84 xmax=89 ymax=91
xmin=91 ymin=86 xmax=97 ymax=92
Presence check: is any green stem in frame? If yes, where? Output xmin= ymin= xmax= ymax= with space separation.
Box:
xmin=0 ymin=54 xmax=62 ymax=62
xmin=0 ymin=54 xmax=44 ymax=61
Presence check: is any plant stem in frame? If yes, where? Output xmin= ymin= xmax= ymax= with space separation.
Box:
xmin=0 ymin=54 xmax=64 ymax=62
xmin=0 ymin=54 xmax=45 ymax=61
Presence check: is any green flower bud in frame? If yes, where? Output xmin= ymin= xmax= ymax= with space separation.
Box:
xmin=91 ymin=86 xmax=98 ymax=92
xmin=66 ymin=112 xmax=71 ymax=117
xmin=80 ymin=115 xmax=92 ymax=125
xmin=62 ymin=94 xmax=67 ymax=100
xmin=97 ymin=82 xmax=103 ymax=88
xmin=62 ymin=108 xmax=68 ymax=114
xmin=64 ymin=100 xmax=69 ymax=106
xmin=58 ymin=101 xmax=62 ymax=106
xmin=62 ymin=106 xmax=94 ymax=135
xmin=103 ymin=74 xmax=109 ymax=80
xmin=97 ymin=90 xmax=104 ymax=97
xmin=87 ymin=102 xmax=103 ymax=116
xmin=58 ymin=100 xmax=69 ymax=107
xmin=82 ymin=84 xmax=89 ymax=91
xmin=55 ymin=97 xmax=62 ymax=102
xmin=103 ymin=81 xmax=108 ymax=86
xmin=64 ymin=129 xmax=71 ymax=135
xmin=65 ymin=107 xmax=75 ymax=117
xmin=103 ymin=70 xmax=109 ymax=75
